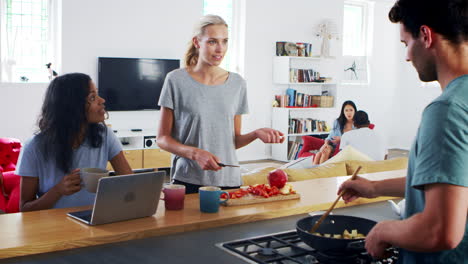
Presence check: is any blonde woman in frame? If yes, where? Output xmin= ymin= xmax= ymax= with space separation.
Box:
xmin=157 ymin=15 xmax=284 ymax=194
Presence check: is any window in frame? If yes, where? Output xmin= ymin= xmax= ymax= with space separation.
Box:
xmin=342 ymin=0 xmax=373 ymax=84
xmin=0 ymin=0 xmax=59 ymax=83
xmin=203 ymin=0 xmax=245 ymax=75
xmin=343 ymin=2 xmax=368 ymax=56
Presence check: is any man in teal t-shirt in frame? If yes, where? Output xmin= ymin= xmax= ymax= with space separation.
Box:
xmin=338 ymin=0 xmax=468 ymax=263
xmin=401 ymin=75 xmax=468 ymax=263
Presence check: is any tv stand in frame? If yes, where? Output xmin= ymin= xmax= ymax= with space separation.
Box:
xmin=108 ymin=129 xmax=171 ymax=170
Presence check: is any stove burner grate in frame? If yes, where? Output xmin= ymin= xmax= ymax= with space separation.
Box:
xmin=219 ymin=230 xmax=398 ymax=264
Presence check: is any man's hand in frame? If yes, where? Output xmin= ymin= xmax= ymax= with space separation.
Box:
xmin=338 ymin=176 xmax=378 ymax=203
xmin=55 ymin=169 xmax=82 ymax=196
xmin=193 ymin=149 xmax=222 ymax=171
xmin=255 ymin=128 xmax=285 ymax=143
xmin=365 ymin=221 xmax=393 ymax=259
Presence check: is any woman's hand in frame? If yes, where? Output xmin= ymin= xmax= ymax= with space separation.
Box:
xmin=255 ymin=128 xmax=285 ymax=143
xmin=323 ymin=144 xmax=333 ymax=155
xmin=338 ymin=176 xmax=378 ymax=203
xmin=55 ymin=169 xmax=82 ymax=196
xmin=330 ymin=136 xmax=341 ymax=145
xmin=192 ymin=149 xmax=222 ymax=171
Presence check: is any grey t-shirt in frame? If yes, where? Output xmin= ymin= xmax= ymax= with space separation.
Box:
xmin=158 ymin=68 xmax=249 ymax=186
xmin=16 ymin=127 xmax=122 ymax=209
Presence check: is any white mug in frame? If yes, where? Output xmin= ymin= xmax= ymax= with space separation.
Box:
xmin=80 ymin=168 xmax=109 ymax=193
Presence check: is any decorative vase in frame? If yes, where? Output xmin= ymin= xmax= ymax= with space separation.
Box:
xmin=320 ymin=37 xmax=331 ymax=58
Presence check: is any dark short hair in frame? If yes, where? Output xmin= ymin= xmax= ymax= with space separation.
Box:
xmin=354 ymin=110 xmax=370 ymax=127
xmin=389 ymin=0 xmax=468 ymax=44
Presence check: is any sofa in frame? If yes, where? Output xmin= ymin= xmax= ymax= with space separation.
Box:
xmin=297 ymin=124 xmax=375 ymax=159
xmin=242 ymin=146 xmax=407 ymax=186
xmin=0 ymin=138 xmax=22 ymax=213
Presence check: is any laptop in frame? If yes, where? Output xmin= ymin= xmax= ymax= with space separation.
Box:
xmin=67 ymin=171 xmax=165 ymax=225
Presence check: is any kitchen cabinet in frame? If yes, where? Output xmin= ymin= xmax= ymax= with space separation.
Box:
xmin=0 ymin=169 xmax=405 ymax=261
xmin=143 ymin=148 xmax=171 ymax=169
xmin=107 ymin=149 xmax=171 ymax=170
xmin=105 ymin=129 xmax=171 ymax=170
xmin=0 ymin=201 xmax=399 ymax=264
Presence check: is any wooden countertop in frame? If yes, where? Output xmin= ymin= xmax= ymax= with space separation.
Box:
xmin=0 ymin=169 xmax=406 ymax=259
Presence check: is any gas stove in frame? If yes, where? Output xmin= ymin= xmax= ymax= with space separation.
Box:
xmin=217 ymin=230 xmax=398 ymax=264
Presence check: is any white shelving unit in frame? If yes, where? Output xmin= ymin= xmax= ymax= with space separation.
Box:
xmin=112 ymin=129 xmax=156 ymax=150
xmin=271 ymin=56 xmax=338 ymax=162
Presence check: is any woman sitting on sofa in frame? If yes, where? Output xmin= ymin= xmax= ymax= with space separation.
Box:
xmin=17 ymin=73 xmax=133 ymax=211
xmin=313 ymin=100 xmax=357 ymax=165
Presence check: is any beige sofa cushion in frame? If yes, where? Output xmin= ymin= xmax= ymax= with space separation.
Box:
xmin=345 ymin=157 xmax=408 ymax=175
xmin=323 ymin=145 xmax=373 ymax=165
xmin=241 ymin=167 xmax=276 ymax=186
xmin=283 ymin=161 xmax=348 ymax=182
xmin=240 ymin=157 xmax=408 ymax=186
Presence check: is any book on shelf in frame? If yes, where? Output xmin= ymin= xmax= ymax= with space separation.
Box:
xmin=288 ymin=68 xmax=329 ymax=83
xmin=275 ymin=95 xmax=289 ymax=107
xmin=275 ymin=41 xmax=313 ymax=57
xmin=274 ymin=88 xmax=334 ymax=108
xmin=287 ymin=141 xmax=302 ymax=160
xmin=286 ymin=88 xmax=296 ymax=106
xmin=288 ymin=118 xmax=330 ymax=134
xmin=287 ymin=141 xmax=304 ymax=160
xmin=294 ymin=144 xmax=303 ymax=160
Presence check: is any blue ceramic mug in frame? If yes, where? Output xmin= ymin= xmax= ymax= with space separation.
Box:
xmin=199 ymin=186 xmax=229 ymax=213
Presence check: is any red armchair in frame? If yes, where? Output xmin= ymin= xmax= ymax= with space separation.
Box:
xmin=0 ymin=138 xmax=22 ymax=213
xmin=297 ymin=136 xmax=340 ymax=159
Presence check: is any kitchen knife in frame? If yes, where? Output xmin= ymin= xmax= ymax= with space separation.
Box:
xmin=217 ymin=163 xmax=240 ymax=168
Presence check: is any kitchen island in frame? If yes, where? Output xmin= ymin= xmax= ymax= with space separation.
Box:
xmin=0 ymin=170 xmax=405 ymax=262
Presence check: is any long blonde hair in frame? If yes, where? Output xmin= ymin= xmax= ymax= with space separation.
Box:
xmin=184 ymin=15 xmax=228 ymax=68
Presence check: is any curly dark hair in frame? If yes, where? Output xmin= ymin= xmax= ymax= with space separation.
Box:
xmin=354 ymin=110 xmax=370 ymax=127
xmin=37 ymin=73 xmax=105 ymax=173
xmin=337 ymin=100 xmax=357 ymax=134
xmin=389 ymin=0 xmax=468 ymax=44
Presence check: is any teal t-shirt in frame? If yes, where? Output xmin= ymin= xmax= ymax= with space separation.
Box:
xmin=402 ymin=75 xmax=468 ymax=263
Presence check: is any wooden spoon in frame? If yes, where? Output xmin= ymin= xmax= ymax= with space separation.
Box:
xmin=309 ymin=166 xmax=362 ymax=233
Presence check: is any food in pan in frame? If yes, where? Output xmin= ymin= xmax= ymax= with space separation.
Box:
xmin=311 ymin=229 xmax=365 ymax=239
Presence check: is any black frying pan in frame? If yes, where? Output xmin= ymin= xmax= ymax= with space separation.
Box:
xmin=296 ymin=215 xmax=376 ymax=253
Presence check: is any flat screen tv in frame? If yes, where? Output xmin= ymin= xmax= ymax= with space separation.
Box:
xmin=98 ymin=57 xmax=180 ymax=111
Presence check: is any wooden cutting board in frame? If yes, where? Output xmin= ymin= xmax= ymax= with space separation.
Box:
xmin=224 ymin=193 xmax=301 ymax=206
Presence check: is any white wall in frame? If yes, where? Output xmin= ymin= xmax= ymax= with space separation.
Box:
xmin=0 ymin=0 xmax=442 ymax=159
xmin=239 ymin=0 xmax=345 ymax=161
xmin=241 ymin=0 xmax=441 ymax=157
xmin=0 ymin=83 xmax=47 ymax=141
xmin=338 ymin=1 xmax=401 ymax=149
xmin=61 ymin=0 xmax=202 ymax=132
xmin=0 ymin=0 xmax=202 ymax=142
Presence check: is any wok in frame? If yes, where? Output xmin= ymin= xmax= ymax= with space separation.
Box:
xmin=296 ymin=214 xmax=376 ymax=254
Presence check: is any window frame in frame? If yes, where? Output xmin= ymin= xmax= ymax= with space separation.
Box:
xmin=202 ymin=0 xmax=245 ymax=75
xmin=0 ymin=0 xmax=61 ymax=84
xmin=342 ymin=0 xmax=374 ymax=85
